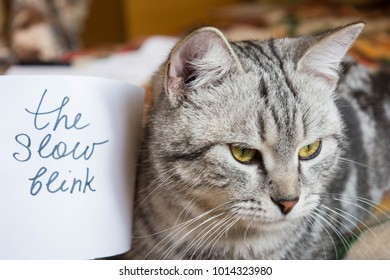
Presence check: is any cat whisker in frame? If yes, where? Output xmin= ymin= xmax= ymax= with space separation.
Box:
xmin=140 ymin=201 xmax=234 ymax=258
xmin=318 ymin=207 xmax=362 ymax=258
xmin=184 ymin=214 xmax=235 ymax=260
xmin=308 ymin=212 xmax=339 ymax=259
xmin=180 ymin=215 xmax=231 ymax=259
xmin=322 ymin=193 xmax=390 ymax=223
xmin=160 ymin=212 xmax=226 ymax=260
xmin=155 ymin=213 xmax=222 ymax=260
xmin=158 ymin=200 xmax=237 ymax=259
xmin=338 ymin=104 xmax=384 ymax=109
xmin=324 ymin=192 xmax=390 ymax=217
xmin=138 ymin=167 xmax=174 ymax=195
xmin=134 ymin=184 xmax=228 ymax=240
xmin=320 ymin=205 xmax=360 ymax=235
xmin=138 ymin=171 xmax=178 ymax=205
xmin=304 ymin=215 xmax=327 ymax=259
xmin=133 ymin=192 xmax=205 ymax=239
xmin=204 ymin=215 xmax=242 ymax=260
xmin=174 ymin=196 xmax=199 ymax=226
xmin=310 ymin=209 xmax=350 ymax=259
xmin=320 ymin=204 xmax=379 ymax=259
xmin=138 ymin=160 xmax=211 ymax=206
xmin=243 ymin=216 xmax=256 ymax=247
xmin=332 ymin=206 xmax=390 ymax=256
xmin=339 ymin=157 xmax=378 ymax=172
xmin=312 ymin=192 xmax=390 ymax=258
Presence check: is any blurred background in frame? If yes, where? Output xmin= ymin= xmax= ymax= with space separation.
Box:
xmin=0 ymin=0 xmax=389 ymax=78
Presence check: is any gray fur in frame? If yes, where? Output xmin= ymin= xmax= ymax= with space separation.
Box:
xmin=127 ymin=23 xmax=390 ymax=259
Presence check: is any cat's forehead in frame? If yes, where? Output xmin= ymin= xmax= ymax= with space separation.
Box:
xmin=231 ymin=39 xmax=296 ymax=73
xmin=208 ymin=70 xmax=339 ymax=149
xmin=229 ymin=39 xmax=337 ymax=114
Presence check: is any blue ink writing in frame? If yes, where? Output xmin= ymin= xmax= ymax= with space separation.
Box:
xmin=13 ymin=133 xmax=109 ymax=161
xmin=25 ymin=89 xmax=90 ymax=131
xmin=29 ymin=167 xmax=96 ymax=196
xmin=12 ymin=89 xmax=109 ymax=196
xmin=13 ymin=133 xmax=31 ymax=162
xmin=36 ymin=133 xmax=108 ymax=160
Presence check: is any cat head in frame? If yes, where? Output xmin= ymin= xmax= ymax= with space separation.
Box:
xmin=146 ymin=23 xmax=364 ymax=229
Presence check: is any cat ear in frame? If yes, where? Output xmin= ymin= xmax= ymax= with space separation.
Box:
xmin=166 ymin=27 xmax=244 ymax=96
xmin=297 ymin=22 xmax=364 ymax=87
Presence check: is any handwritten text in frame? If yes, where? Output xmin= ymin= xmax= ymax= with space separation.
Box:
xmin=13 ymin=90 xmax=109 ymax=196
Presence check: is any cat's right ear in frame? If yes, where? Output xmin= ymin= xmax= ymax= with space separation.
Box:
xmin=296 ymin=22 xmax=364 ymax=88
xmin=165 ymin=27 xmax=244 ymax=99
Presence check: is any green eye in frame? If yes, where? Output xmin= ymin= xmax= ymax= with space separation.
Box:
xmin=230 ymin=145 xmax=257 ymax=163
xmin=298 ymin=140 xmax=322 ymax=160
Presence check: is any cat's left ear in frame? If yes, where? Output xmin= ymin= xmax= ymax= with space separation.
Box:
xmin=165 ymin=27 xmax=244 ymax=97
xmin=297 ymin=22 xmax=364 ymax=88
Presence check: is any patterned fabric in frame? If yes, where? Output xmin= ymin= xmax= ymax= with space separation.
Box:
xmin=8 ymin=0 xmax=90 ymax=61
xmin=0 ymin=0 xmax=5 ymax=46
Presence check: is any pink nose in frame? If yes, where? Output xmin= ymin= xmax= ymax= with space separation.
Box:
xmin=271 ymin=197 xmax=299 ymax=215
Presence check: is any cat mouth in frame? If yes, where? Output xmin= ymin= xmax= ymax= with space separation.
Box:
xmin=236 ymin=212 xmax=295 ymax=228
xmin=255 ymin=217 xmax=306 ymax=234
xmin=228 ymin=199 xmax=305 ymax=230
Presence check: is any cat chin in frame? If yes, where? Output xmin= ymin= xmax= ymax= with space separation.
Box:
xmin=254 ymin=221 xmax=299 ymax=235
xmin=238 ymin=214 xmax=300 ymax=232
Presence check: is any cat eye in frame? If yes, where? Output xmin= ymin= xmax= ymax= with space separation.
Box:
xmin=230 ymin=145 xmax=257 ymax=163
xmin=298 ymin=140 xmax=322 ymax=160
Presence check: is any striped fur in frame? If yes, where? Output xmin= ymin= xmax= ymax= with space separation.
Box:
xmin=127 ymin=23 xmax=390 ymax=259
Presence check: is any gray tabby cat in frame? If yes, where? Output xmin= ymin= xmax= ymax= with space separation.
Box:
xmin=127 ymin=22 xmax=390 ymax=259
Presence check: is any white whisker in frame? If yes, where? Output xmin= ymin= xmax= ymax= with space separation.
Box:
xmin=333 ymin=206 xmax=390 ymax=257
xmin=326 ymin=192 xmax=390 ymax=218
xmin=138 ymin=172 xmax=177 ymax=205
xmin=141 ymin=201 xmax=233 ymax=259
xmin=330 ymin=196 xmax=385 ymax=225
xmin=243 ymin=216 xmax=256 ymax=246
xmin=339 ymin=157 xmax=378 ymax=172
xmin=205 ymin=215 xmax=241 ymax=259
xmin=311 ymin=210 xmax=349 ymax=259
xmin=188 ymin=215 xmax=235 ymax=260
xmin=320 ymin=205 xmax=374 ymax=258
xmin=304 ymin=215 xmax=327 ymax=259
xmin=181 ymin=214 xmax=232 ymax=259
xmin=320 ymin=204 xmax=359 ymax=232
xmin=160 ymin=212 xmax=225 ymax=260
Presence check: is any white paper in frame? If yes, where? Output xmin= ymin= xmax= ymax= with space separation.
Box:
xmin=0 ymin=75 xmax=144 ymax=259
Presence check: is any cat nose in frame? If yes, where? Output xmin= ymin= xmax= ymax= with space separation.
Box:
xmin=271 ymin=196 xmax=299 ymax=215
